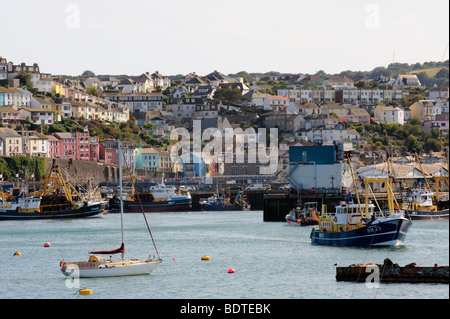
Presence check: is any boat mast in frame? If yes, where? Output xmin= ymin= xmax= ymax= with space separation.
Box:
xmin=118 ymin=140 xmax=125 ymax=260
xmin=347 ymin=158 xmax=363 ymax=217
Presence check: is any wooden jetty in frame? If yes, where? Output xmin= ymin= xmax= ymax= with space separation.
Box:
xmin=336 ymin=259 xmax=449 ymax=284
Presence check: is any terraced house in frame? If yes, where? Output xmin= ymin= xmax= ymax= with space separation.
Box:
xmin=0 ymin=127 xmax=22 ymax=156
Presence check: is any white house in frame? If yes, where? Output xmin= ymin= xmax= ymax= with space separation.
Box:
xmin=151 ymin=71 xmax=171 ymax=90
xmin=323 ymin=76 xmax=354 ymax=90
xmin=116 ymin=78 xmax=136 ymax=93
xmin=426 ymin=87 xmax=449 ymax=99
xmin=104 ymin=92 xmax=163 ymax=113
xmin=296 ymin=124 xmax=360 ymax=144
xmin=18 ymin=130 xmax=49 ymax=158
xmin=18 ymin=107 xmax=55 ymax=125
xmin=393 ymin=74 xmax=422 ymax=88
xmin=32 ymin=73 xmax=52 ymax=93
xmin=243 ymin=90 xmax=268 ymax=108
xmin=264 ymin=95 xmax=289 ymax=111
xmin=374 ymin=105 xmax=405 ymax=125
xmin=165 ymin=98 xmax=200 ymax=120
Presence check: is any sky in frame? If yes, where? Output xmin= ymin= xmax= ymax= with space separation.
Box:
xmin=1 ymin=0 xmax=449 ymax=77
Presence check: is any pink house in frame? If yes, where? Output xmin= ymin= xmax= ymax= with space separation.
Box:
xmin=99 ymin=140 xmax=118 ymax=164
xmin=47 ymin=134 xmax=63 ymax=158
xmin=52 ymin=132 xmax=76 ymax=159
xmin=422 ymin=113 xmax=449 ymax=136
xmin=51 ymin=130 xmax=99 ymax=161
xmin=338 ymin=108 xmax=371 ymax=124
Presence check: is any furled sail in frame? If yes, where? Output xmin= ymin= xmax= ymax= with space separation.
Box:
xmin=90 ymin=243 xmax=124 ymax=255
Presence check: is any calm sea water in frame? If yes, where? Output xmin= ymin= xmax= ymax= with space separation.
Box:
xmin=0 ymin=211 xmax=448 ymax=299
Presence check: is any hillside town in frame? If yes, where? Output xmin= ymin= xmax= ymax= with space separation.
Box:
xmin=0 ymin=55 xmax=448 ymax=187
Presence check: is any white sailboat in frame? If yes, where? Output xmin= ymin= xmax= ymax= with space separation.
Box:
xmin=60 ymin=141 xmax=162 ymax=278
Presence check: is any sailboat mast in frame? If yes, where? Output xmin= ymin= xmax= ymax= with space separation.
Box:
xmin=118 ymin=140 xmax=125 ymax=260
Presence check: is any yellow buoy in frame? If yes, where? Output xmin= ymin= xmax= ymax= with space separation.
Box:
xmin=14 ymin=251 xmax=21 ymax=256
xmin=79 ymin=289 xmax=92 ymax=295
xmin=201 ymin=256 xmax=211 ymax=261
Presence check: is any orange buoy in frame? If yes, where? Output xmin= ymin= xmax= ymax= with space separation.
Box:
xmin=44 ymin=242 xmax=51 ymax=247
xmin=201 ymin=256 xmax=211 ymax=261
xmin=228 ymin=268 xmax=235 ymax=273
xmin=79 ymin=289 xmax=92 ymax=295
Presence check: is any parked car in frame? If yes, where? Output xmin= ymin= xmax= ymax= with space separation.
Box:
xmin=198 ymin=185 xmax=215 ymax=191
xmin=245 ymin=184 xmax=271 ymax=191
xmin=275 ymin=184 xmax=290 ymax=190
xmin=228 ymin=185 xmax=243 ymax=191
xmin=100 ymin=186 xmax=114 ymax=193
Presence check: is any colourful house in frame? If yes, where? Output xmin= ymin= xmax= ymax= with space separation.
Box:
xmin=135 ymin=148 xmax=160 ymax=171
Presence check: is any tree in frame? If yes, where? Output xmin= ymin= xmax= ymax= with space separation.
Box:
xmin=424 ymin=138 xmax=442 ymax=152
xmin=86 ymin=85 xmax=99 ymax=96
xmin=355 ymin=80 xmax=366 ymax=88
xmin=81 ymin=70 xmax=95 ymax=77
xmin=315 ymin=70 xmax=328 ymax=79
xmin=89 ymin=127 xmax=104 ymax=141
xmin=14 ymin=71 xmax=36 ymax=94
xmin=435 ymin=68 xmax=449 ymax=79
xmin=143 ymin=122 xmax=155 ymax=130
xmin=213 ymin=88 xmax=248 ymax=106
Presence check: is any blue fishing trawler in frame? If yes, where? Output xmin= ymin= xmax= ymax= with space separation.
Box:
xmin=310 ymin=200 xmax=412 ymax=246
xmin=310 ymin=164 xmax=412 ymax=247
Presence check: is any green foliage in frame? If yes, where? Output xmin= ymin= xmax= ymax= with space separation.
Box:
xmin=0 ymin=156 xmax=46 ymax=181
xmin=14 ymin=71 xmax=36 ymax=95
xmin=213 ymin=88 xmax=249 ymax=105
xmin=86 ymin=85 xmax=99 ymax=96
xmin=89 ymin=126 xmax=104 ymax=141
xmin=360 ymin=120 xmax=448 ymax=153
xmin=81 ymin=70 xmax=95 ymax=77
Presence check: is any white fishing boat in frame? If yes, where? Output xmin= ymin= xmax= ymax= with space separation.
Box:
xmin=60 ymin=141 xmax=162 ymax=278
xmin=109 ymin=174 xmax=192 ymax=213
xmin=401 ymin=186 xmax=449 ymax=220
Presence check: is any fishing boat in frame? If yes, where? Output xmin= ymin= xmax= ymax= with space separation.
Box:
xmin=61 ymin=141 xmax=162 ymax=278
xmin=0 ymin=160 xmax=106 ymax=220
xmin=0 ymin=192 xmax=41 ymax=214
xmin=310 ymin=160 xmax=412 ymax=247
xmin=285 ymin=202 xmax=319 ymax=226
xmin=401 ymin=186 xmax=449 ymax=220
xmin=199 ymin=192 xmax=250 ymax=211
xmin=109 ymin=175 xmax=192 ymax=213
xmin=310 ymin=200 xmax=411 ymax=246
xmin=401 ymin=152 xmax=449 ymax=220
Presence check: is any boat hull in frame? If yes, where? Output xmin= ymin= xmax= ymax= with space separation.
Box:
xmin=404 ymin=209 xmax=449 ymax=220
xmin=199 ymin=203 xmax=250 ymax=211
xmin=310 ymin=217 xmax=412 ymax=247
xmin=61 ymin=260 xmax=161 ymax=278
xmin=109 ymin=197 xmax=192 ymax=213
xmin=0 ymin=202 xmax=106 ymax=220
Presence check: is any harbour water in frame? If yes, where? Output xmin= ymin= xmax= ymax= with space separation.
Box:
xmin=0 ymin=210 xmax=448 ymax=299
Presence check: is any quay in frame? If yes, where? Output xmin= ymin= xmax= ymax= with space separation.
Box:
xmin=336 ymin=259 xmax=449 ymax=284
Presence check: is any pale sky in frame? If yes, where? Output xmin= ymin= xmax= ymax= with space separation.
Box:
xmin=1 ymin=0 xmax=449 ymax=77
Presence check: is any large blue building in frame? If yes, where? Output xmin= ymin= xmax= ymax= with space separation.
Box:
xmin=288 ymin=144 xmax=352 ymax=191
xmin=182 ymin=153 xmax=206 ymax=178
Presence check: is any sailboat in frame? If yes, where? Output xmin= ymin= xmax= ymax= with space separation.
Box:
xmin=60 ymin=141 xmax=162 ymax=277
